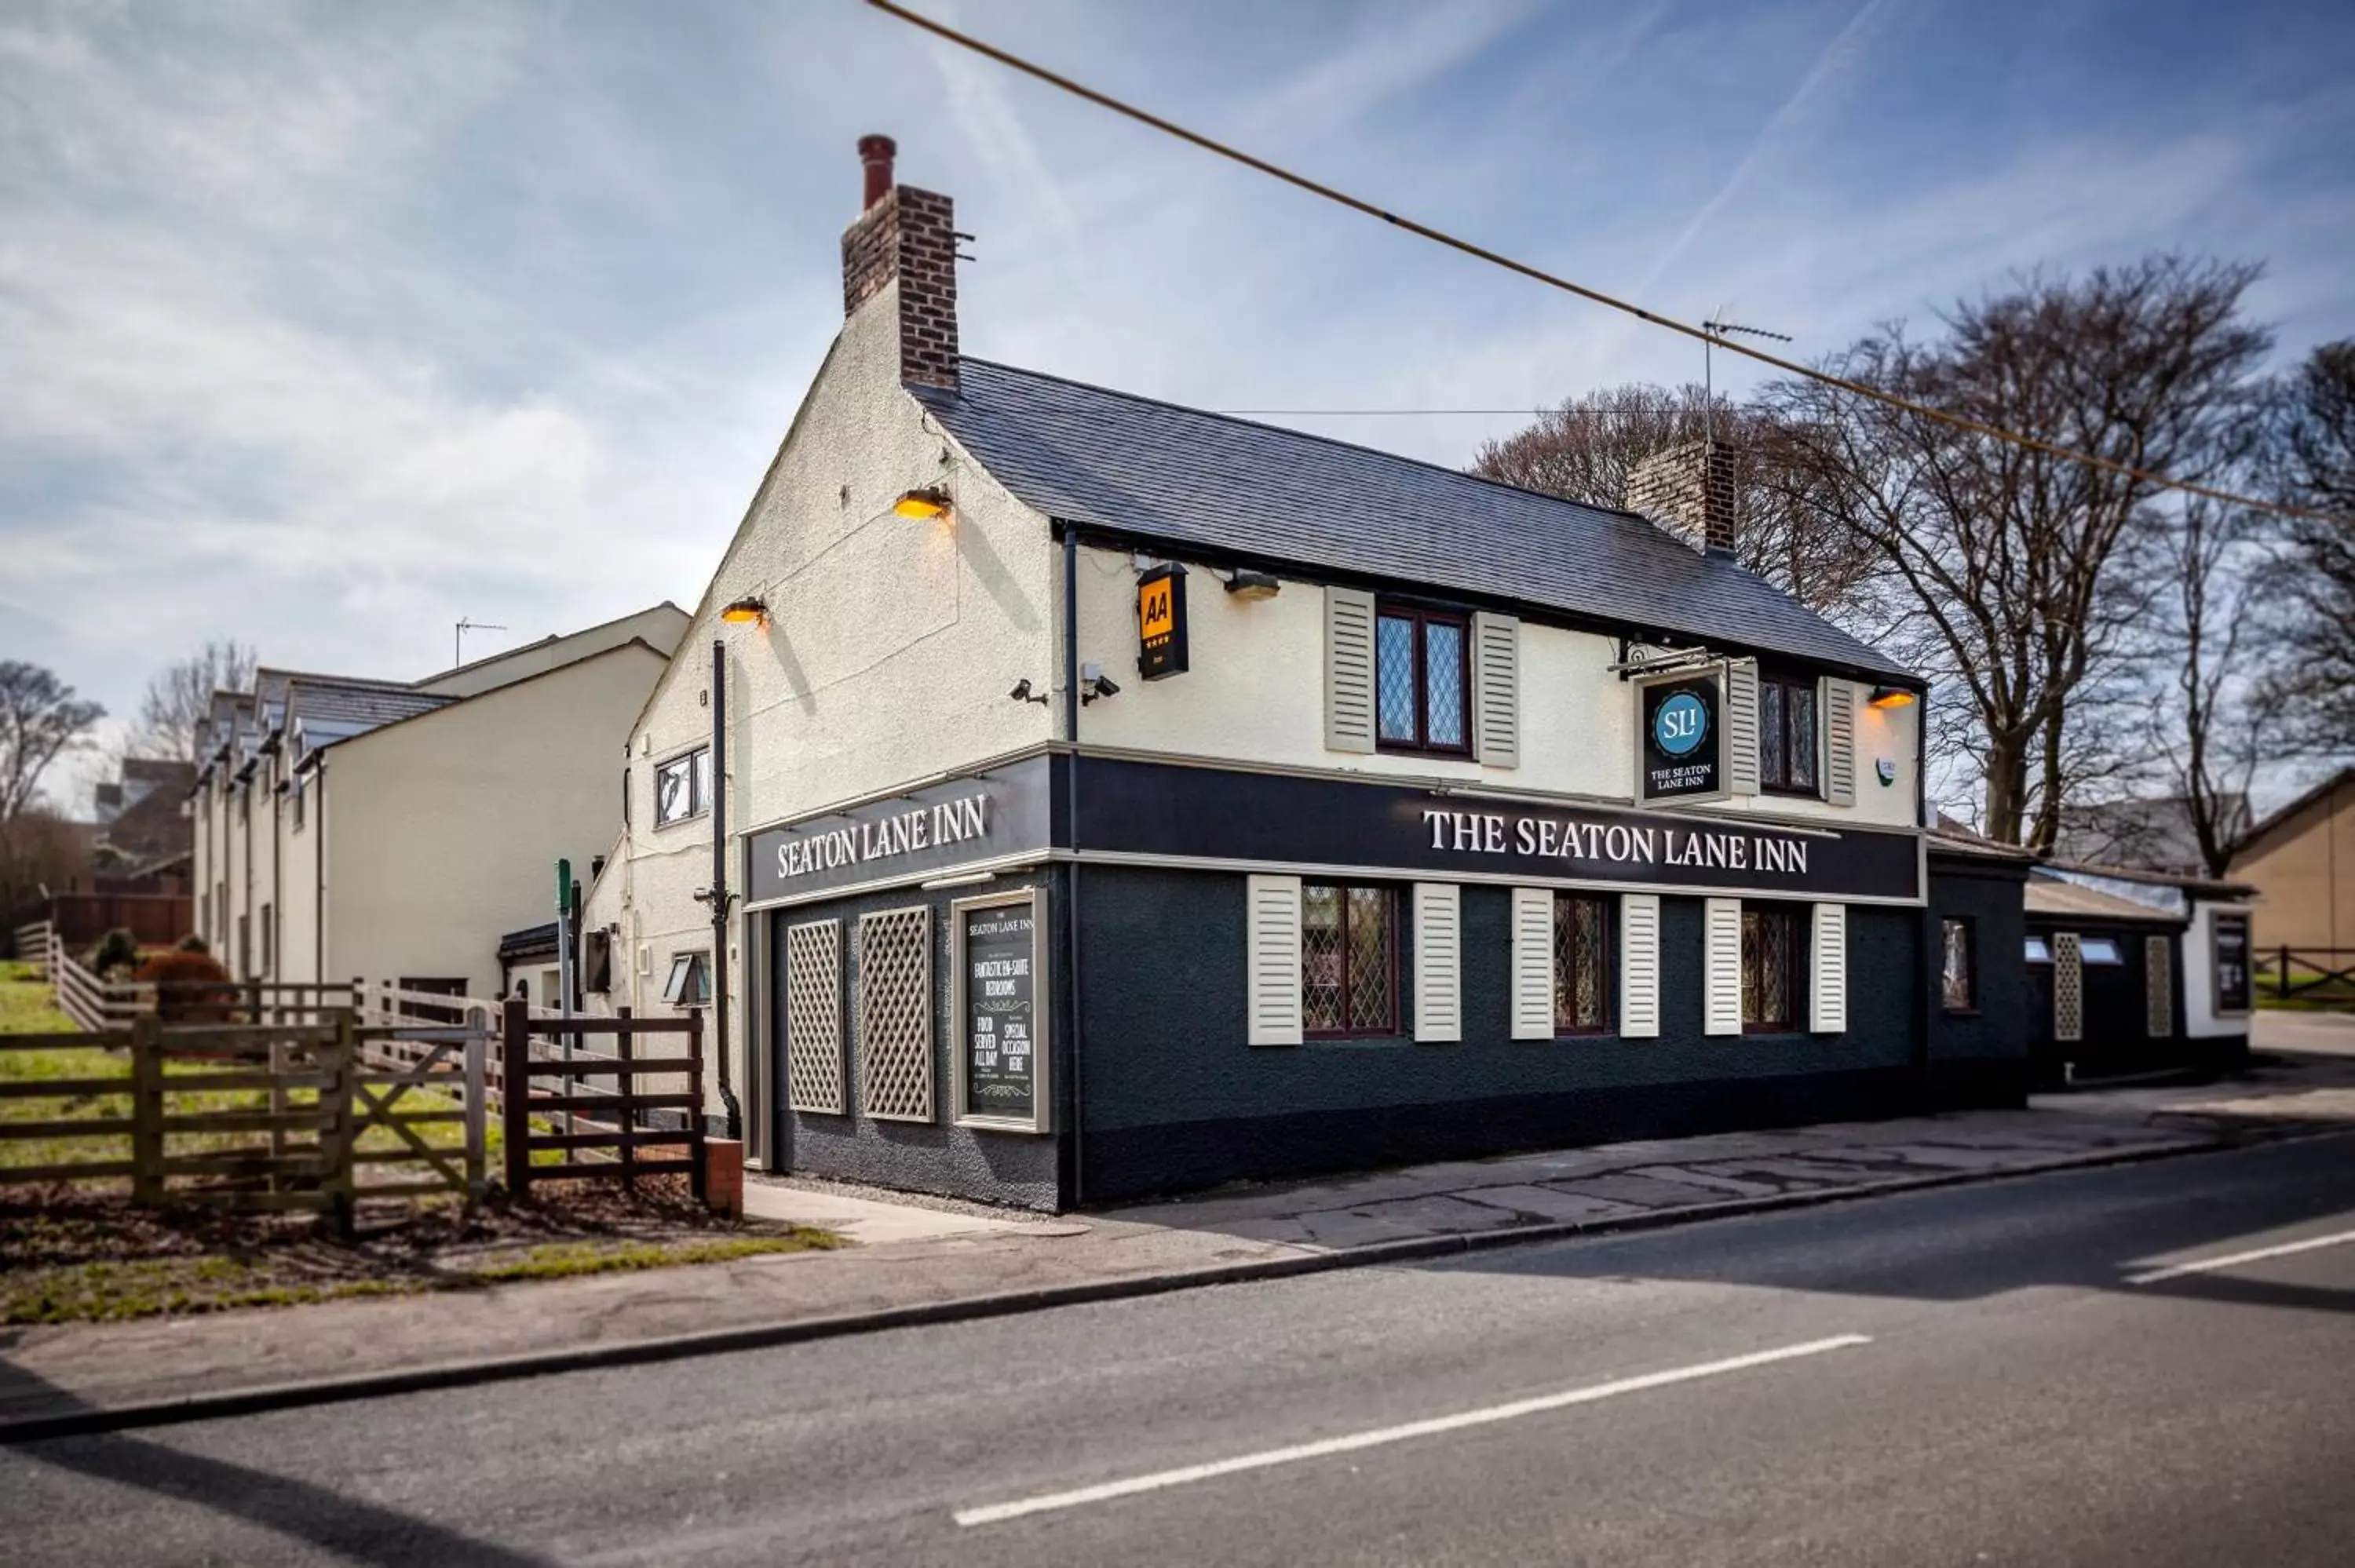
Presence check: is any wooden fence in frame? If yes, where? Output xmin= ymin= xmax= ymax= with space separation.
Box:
xmin=2257 ymin=946 xmax=2355 ymax=1001
xmin=0 ymin=1011 xmax=489 ymax=1222
xmin=502 ymin=1000 xmax=705 ymax=1202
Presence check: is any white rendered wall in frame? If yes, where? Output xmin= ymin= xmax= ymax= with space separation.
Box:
xmin=2182 ymin=899 xmax=2255 ymax=1038
xmin=1068 ymin=546 xmax=1919 ymax=830
xmin=323 ymin=644 xmax=667 ymax=1002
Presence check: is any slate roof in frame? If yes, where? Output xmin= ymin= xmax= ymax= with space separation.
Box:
xmin=2024 ymin=878 xmax=2182 ymax=924
xmin=917 ymin=359 xmax=1914 ymax=682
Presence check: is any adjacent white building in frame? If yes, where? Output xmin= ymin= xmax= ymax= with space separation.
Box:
xmin=190 ymin=604 xmax=688 ymax=1002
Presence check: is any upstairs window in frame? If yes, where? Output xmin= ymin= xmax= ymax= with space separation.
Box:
xmin=1375 ymin=605 xmax=1470 ymax=756
xmin=1758 ymin=674 xmax=1819 ymax=795
xmin=663 ymin=950 xmax=711 ymax=1007
xmin=655 ymin=746 xmax=710 ymax=826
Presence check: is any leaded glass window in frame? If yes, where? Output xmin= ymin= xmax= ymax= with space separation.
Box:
xmin=1758 ymin=675 xmax=1819 ymax=794
xmin=1302 ymin=881 xmax=1398 ymax=1036
xmin=1372 ymin=604 xmax=1470 ymax=756
xmin=1740 ymin=905 xmax=1801 ymax=1030
xmin=1553 ymin=894 xmax=1610 ymax=1033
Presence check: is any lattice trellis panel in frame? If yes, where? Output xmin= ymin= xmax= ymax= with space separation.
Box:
xmin=784 ymin=919 xmax=845 ymax=1114
xmin=2053 ymin=932 xmax=2083 ymax=1044
xmin=2145 ymin=935 xmax=2174 ymax=1038
xmin=857 ymin=906 xmax=935 ymax=1121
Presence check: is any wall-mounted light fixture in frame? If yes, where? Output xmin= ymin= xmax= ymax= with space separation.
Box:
xmin=1008 ymin=679 xmax=1051 ymax=706
xmin=1868 ymin=685 xmax=1918 ymax=709
xmin=1079 ymin=662 xmax=1121 ymax=705
xmin=1223 ymin=570 xmax=1281 ymax=600
xmin=893 ymin=487 xmax=951 ymax=520
xmin=719 ymin=596 xmax=769 ymax=625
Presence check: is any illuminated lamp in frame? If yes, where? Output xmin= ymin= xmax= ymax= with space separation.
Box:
xmin=1223 ymin=571 xmax=1282 ymax=600
xmin=1868 ymin=685 xmax=1917 ymax=709
xmin=893 ymin=487 xmax=952 ymax=520
xmin=719 ymin=596 xmax=769 ymax=625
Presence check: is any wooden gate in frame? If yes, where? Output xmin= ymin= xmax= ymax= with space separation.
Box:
xmin=501 ymin=1001 xmax=705 ymax=1201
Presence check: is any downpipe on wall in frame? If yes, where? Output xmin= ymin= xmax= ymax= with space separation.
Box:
xmin=1064 ymin=527 xmax=1085 ymax=1209
xmin=709 ymin=639 xmax=744 ymax=1141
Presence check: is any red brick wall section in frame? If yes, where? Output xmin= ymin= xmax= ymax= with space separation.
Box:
xmin=839 ymin=186 xmax=960 ymax=394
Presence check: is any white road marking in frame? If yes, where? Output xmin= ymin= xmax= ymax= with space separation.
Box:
xmin=951 ymin=1334 xmax=1874 ymax=1527
xmin=2124 ymin=1226 xmax=2355 ymax=1286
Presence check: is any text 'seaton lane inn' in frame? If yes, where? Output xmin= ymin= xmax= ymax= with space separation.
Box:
xmin=584 ymin=137 xmax=2039 ymax=1211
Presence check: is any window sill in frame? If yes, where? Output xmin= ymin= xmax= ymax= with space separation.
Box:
xmin=1942 ymin=1006 xmax=1981 ymax=1019
xmin=1760 ymin=786 xmax=1824 ymax=801
xmin=652 ymin=809 xmax=712 ymax=830
xmin=1303 ymin=1032 xmax=1409 ymax=1046
xmin=1376 ymin=743 xmax=1474 ymax=761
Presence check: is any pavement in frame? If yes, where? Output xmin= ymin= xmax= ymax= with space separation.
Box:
xmin=1 ymin=1022 xmax=2350 ymax=1441
xmin=5 ymin=1131 xmax=2353 ymax=1564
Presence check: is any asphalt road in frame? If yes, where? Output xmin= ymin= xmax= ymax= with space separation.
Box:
xmin=6 ymin=1133 xmax=2355 ymax=1566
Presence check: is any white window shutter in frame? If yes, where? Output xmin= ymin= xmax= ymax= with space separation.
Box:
xmin=1246 ymin=874 xmax=1303 ymax=1046
xmin=1324 ymin=586 xmax=1377 ymax=754
xmin=1823 ymin=678 xmax=1857 ymax=806
xmin=1725 ymin=660 xmax=1761 ymax=797
xmin=1703 ymin=897 xmax=1743 ymax=1036
xmin=1510 ymin=887 xmax=1553 ymax=1040
xmin=1472 ymin=612 xmax=1520 ymax=768
xmin=2145 ymin=935 xmax=2173 ymax=1037
xmin=1809 ymin=903 xmax=1848 ymax=1033
xmin=1413 ymin=883 xmax=1462 ymax=1043
xmin=1619 ymin=893 xmax=1660 ymax=1038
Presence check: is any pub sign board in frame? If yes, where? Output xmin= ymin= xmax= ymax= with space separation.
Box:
xmin=953 ymin=888 xmax=1051 ymax=1133
xmin=1635 ymin=665 xmax=1728 ymax=806
xmin=1136 ymin=563 xmax=1188 ymax=680
xmin=743 ymin=755 xmax=1057 ymax=908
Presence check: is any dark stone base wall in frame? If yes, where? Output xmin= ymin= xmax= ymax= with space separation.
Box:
xmin=772 ymin=873 xmax=1063 ymax=1212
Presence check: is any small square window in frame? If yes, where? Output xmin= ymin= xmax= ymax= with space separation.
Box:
xmin=2080 ymin=938 xmax=2124 ymax=966
xmin=663 ymin=951 xmax=711 ymax=1006
xmin=655 ymin=747 xmax=709 ymax=826
xmin=2025 ymin=935 xmax=2053 ymax=965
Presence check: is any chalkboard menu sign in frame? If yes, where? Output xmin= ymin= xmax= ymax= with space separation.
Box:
xmin=954 ymin=889 xmax=1050 ymax=1132
xmin=2213 ymin=913 xmax=2251 ymax=1014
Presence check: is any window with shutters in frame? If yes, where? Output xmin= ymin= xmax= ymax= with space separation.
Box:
xmin=1941 ymin=917 xmax=1977 ymax=1013
xmin=1302 ymin=882 xmax=1398 ymax=1037
xmin=1740 ymin=904 xmax=1803 ymax=1031
xmin=1758 ymin=673 xmax=1820 ymax=795
xmin=1553 ymin=893 xmax=1612 ymax=1034
xmin=1375 ymin=603 xmax=1470 ymax=757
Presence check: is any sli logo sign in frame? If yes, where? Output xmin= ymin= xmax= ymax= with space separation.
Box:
xmin=1653 ymin=691 xmax=1708 ymax=757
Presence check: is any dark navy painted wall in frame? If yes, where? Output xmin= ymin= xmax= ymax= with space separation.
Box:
xmin=1073 ymin=866 xmax=1926 ymax=1202
xmin=774 ymin=872 xmax=1064 ymax=1211
xmin=1925 ymin=855 xmax=2032 ymax=1106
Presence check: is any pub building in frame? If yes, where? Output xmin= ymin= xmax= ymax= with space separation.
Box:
xmin=581 ymin=138 xmax=2032 ymax=1211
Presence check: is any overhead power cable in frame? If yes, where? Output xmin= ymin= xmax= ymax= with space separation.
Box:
xmin=864 ymin=0 xmax=2337 ymax=525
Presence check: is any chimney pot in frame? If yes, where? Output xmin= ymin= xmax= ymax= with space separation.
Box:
xmin=859 ymin=134 xmax=897 ymax=210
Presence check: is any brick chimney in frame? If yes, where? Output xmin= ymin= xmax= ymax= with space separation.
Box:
xmin=840 ymin=134 xmax=959 ymax=394
xmin=1625 ymin=440 xmax=1738 ymax=557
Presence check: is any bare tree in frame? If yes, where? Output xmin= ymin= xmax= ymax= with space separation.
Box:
xmin=1763 ymin=257 xmax=2272 ymax=851
xmin=1472 ymin=383 xmax=1880 ymax=616
xmin=0 ymin=808 xmax=89 ymax=922
xmin=131 ymin=640 xmax=257 ymax=761
xmin=0 ymin=662 xmax=105 ymax=823
xmin=2145 ymin=495 xmax=2276 ymax=876
xmin=2271 ymin=340 xmax=2355 ymax=757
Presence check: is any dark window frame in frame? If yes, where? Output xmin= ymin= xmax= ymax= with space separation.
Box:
xmin=653 ymin=746 xmax=710 ymax=826
xmin=1553 ymin=892 xmax=1614 ymax=1036
xmin=1757 ymin=671 xmax=1821 ymax=797
xmin=1941 ymin=916 xmax=1977 ymax=1015
xmin=1301 ymin=881 xmax=1402 ymax=1040
xmin=1374 ymin=601 xmax=1473 ymax=759
xmin=663 ymin=950 xmax=712 ymax=1008
xmin=1740 ymin=903 xmax=1805 ymax=1034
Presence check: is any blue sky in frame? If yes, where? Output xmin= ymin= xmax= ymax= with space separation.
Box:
xmin=3 ymin=0 xmax=2351 ymax=804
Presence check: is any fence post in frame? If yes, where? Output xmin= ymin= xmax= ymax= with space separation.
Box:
xmin=615 ymin=1006 xmax=635 ymax=1191
xmin=130 ymin=1014 xmax=163 ymax=1205
xmin=2278 ymin=944 xmax=2291 ymax=1000
xmin=464 ymin=1005 xmax=488 ymax=1202
xmin=269 ymin=1036 xmax=288 ymax=1194
xmin=688 ymin=1008 xmax=707 ymax=1205
xmin=325 ymin=1008 xmax=358 ymax=1238
xmin=502 ymin=997 xmax=531 ymax=1200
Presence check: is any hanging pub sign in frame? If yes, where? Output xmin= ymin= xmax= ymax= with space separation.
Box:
xmin=1635 ymin=665 xmax=1728 ymax=806
xmin=953 ymin=888 xmax=1051 ymax=1133
xmin=1136 ymin=563 xmax=1188 ymax=680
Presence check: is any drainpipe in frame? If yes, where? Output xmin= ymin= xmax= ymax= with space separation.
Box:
xmin=710 ymin=640 xmax=743 ymax=1141
xmin=1063 ymin=527 xmax=1085 ymax=1209
xmin=313 ymin=760 xmax=327 ymax=983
